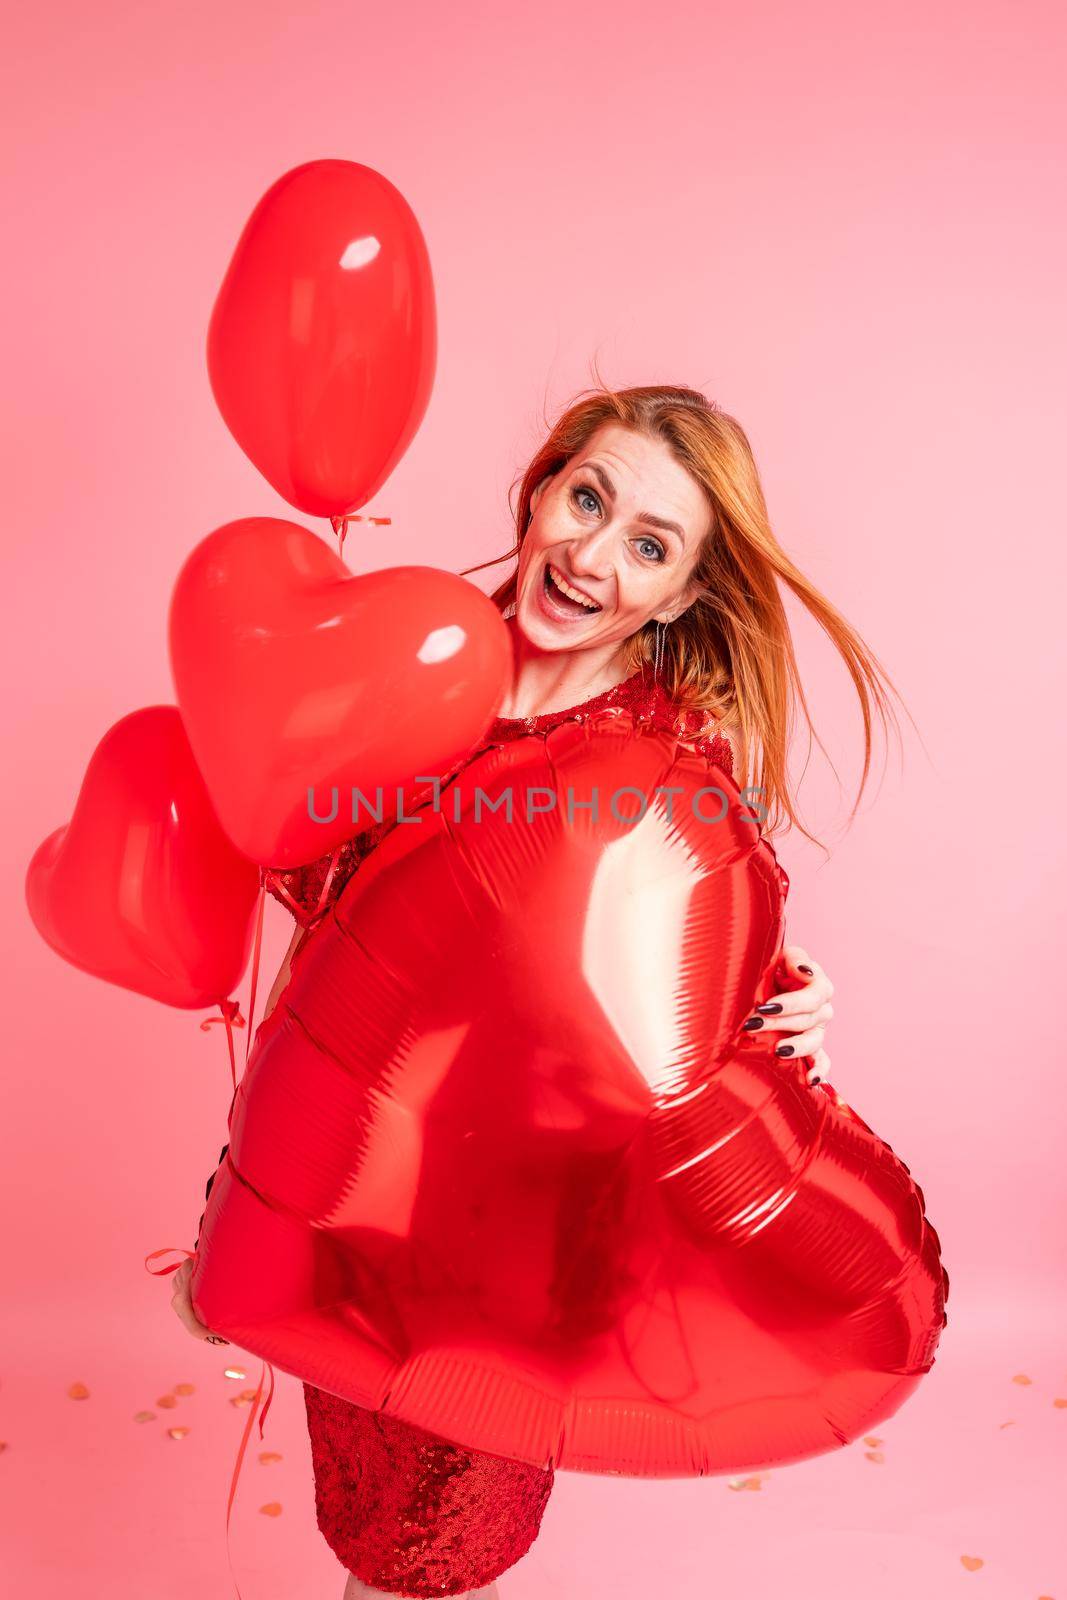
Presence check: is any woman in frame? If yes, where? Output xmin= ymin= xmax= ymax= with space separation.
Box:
xmin=172 ymin=384 xmax=899 ymax=1598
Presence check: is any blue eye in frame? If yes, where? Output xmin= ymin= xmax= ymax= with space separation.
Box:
xmin=572 ymin=484 xmax=601 ymax=515
xmin=635 ymin=536 xmax=666 ymax=563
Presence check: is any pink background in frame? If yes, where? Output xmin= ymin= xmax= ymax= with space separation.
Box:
xmin=3 ymin=1 xmax=1065 ymax=1596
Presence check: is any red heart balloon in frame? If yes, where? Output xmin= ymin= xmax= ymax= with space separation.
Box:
xmin=169 ymin=518 xmax=512 ymax=867
xmin=207 ymin=159 xmax=436 ymax=518
xmin=192 ymin=713 xmax=948 ymax=1475
xmin=26 ymin=707 xmax=260 ymax=1009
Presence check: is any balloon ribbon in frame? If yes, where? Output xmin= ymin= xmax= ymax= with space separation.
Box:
xmin=144 ymin=1244 xmax=275 ymax=1600
xmin=142 ymin=867 xmax=274 ymax=1596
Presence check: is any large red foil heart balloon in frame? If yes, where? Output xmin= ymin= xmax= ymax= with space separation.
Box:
xmin=169 ymin=518 xmax=512 ymax=867
xmin=207 ymin=159 xmax=436 ymax=518
xmin=26 ymin=707 xmax=260 ymax=1008
xmin=192 ymin=713 xmax=948 ymax=1475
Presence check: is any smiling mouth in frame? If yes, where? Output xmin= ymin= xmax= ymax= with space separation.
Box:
xmin=543 ymin=562 xmax=603 ymax=615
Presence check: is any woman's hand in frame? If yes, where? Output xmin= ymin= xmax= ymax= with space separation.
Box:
xmin=742 ymin=945 xmax=835 ymax=1086
xmin=170 ymin=1257 xmax=229 ymax=1345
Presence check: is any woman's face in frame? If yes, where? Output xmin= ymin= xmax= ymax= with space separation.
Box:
xmin=513 ymin=423 xmax=713 ymax=655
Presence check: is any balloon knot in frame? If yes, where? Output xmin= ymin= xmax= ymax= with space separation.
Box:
xmin=329 ymin=512 xmax=391 ymax=555
xmin=200 ymin=999 xmax=247 ymax=1032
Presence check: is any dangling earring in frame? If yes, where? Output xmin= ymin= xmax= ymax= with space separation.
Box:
xmin=653 ymin=618 xmax=666 ymax=683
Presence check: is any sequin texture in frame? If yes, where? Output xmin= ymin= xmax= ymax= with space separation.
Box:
xmin=302 ymin=1382 xmax=554 ymax=1596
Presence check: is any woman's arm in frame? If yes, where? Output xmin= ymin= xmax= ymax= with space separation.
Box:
xmin=262 ymin=922 xmax=307 ymax=1022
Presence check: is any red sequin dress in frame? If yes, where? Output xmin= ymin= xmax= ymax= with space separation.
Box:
xmin=200 ymin=660 xmax=733 ymax=1598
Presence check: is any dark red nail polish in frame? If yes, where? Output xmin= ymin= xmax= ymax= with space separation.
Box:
xmin=775 ymin=1042 xmax=794 ymax=1056
xmin=743 ymin=1015 xmax=764 ymax=1031
xmin=755 ymin=1001 xmax=783 ymax=1014
xmin=798 ymin=964 xmax=814 ymax=976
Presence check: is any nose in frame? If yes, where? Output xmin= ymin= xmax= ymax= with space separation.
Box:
xmin=567 ymin=525 xmax=614 ymax=582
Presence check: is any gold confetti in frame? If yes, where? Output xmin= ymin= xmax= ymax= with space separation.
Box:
xmin=223 ymin=1367 xmax=248 ymax=1381
xmin=133 ymin=1411 xmax=156 ymax=1424
xmin=166 ymin=1427 xmax=190 ymax=1440
xmin=864 ymin=1450 xmax=885 ymax=1464
xmin=67 ymin=1382 xmax=90 ymax=1400
xmin=174 ymin=1383 xmax=196 ymax=1396
xmin=1053 ymin=1398 xmax=1067 ymax=1409
xmin=258 ymin=1451 xmax=283 ymax=1465
xmin=1011 ymin=1374 xmax=1033 ymax=1386
xmin=231 ymin=1394 xmax=253 ymax=1408
xmin=999 ymin=1421 xmax=1016 ymax=1429
xmin=863 ymin=1435 xmax=883 ymax=1447
xmin=156 ymin=1395 xmax=178 ymax=1409
xmin=960 ymin=1556 xmax=984 ymax=1572
xmin=726 ymin=1475 xmax=764 ymax=1491
xmin=259 ymin=1501 xmax=283 ymax=1516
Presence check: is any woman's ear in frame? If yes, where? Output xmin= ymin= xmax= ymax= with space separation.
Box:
xmin=656 ymin=576 xmax=704 ymax=626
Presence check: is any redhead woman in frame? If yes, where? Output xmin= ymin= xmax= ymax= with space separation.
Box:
xmin=171 ymin=384 xmax=900 ymax=1598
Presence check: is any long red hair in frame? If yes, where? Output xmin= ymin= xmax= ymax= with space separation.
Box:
xmin=461 ymin=380 xmax=906 ymax=846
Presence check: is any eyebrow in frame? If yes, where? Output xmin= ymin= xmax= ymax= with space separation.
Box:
xmin=582 ymin=461 xmax=686 ymax=543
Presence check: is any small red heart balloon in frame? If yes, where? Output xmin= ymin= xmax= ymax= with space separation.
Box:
xmin=192 ymin=713 xmax=948 ymax=1475
xmin=26 ymin=706 xmax=260 ymax=1008
xmin=207 ymin=159 xmax=436 ymax=518
xmin=169 ymin=518 xmax=512 ymax=867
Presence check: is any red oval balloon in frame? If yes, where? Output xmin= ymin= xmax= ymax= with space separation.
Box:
xmin=207 ymin=160 xmax=436 ymax=518
xmin=25 ymin=707 xmax=260 ymax=1009
xmin=192 ymin=713 xmax=948 ymax=1475
xmin=169 ymin=518 xmax=513 ymax=867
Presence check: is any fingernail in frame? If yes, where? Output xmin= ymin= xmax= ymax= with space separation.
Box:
xmin=797 ymin=964 xmax=814 ymax=976
xmin=809 ymin=1074 xmax=822 ymax=1085
xmin=755 ymin=1002 xmax=783 ymax=1014
xmin=775 ymin=1043 xmax=795 ymax=1057
xmin=742 ymin=1016 xmax=765 ymax=1031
